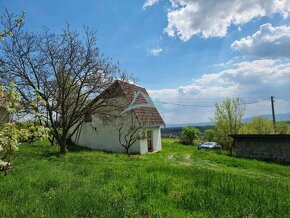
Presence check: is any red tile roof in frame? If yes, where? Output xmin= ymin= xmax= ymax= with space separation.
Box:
xmin=106 ymin=80 xmax=165 ymax=126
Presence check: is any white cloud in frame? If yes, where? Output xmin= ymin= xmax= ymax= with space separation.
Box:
xmin=231 ymin=23 xmax=290 ymax=58
xmin=148 ymin=59 xmax=290 ymax=124
xmin=163 ymin=0 xmax=290 ymax=40
xmin=143 ymin=0 xmax=159 ymax=9
xmin=149 ymin=47 xmax=163 ymax=56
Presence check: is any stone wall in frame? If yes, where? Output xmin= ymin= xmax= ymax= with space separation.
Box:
xmin=230 ymin=135 xmax=290 ymax=163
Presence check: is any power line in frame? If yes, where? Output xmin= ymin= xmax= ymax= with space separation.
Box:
xmin=275 ymin=98 xmax=290 ymax=103
xmin=240 ymin=98 xmax=270 ymax=105
xmin=154 ymin=96 xmax=269 ymax=105
xmin=153 ymin=100 xmax=215 ymax=108
xmin=153 ymin=97 xmax=270 ymax=108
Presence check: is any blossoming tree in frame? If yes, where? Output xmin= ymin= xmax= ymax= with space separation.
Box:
xmin=0 ymin=82 xmax=49 ymax=175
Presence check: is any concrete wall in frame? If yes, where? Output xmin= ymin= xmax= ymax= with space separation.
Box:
xmin=72 ymin=116 xmax=162 ymax=154
xmin=232 ymin=135 xmax=290 ymax=163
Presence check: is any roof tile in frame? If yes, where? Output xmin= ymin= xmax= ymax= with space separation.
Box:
xmin=114 ymin=80 xmax=165 ymax=126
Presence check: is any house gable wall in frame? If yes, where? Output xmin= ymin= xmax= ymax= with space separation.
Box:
xmin=72 ymin=117 xmax=163 ymax=154
xmin=72 ymin=116 xmax=142 ymax=154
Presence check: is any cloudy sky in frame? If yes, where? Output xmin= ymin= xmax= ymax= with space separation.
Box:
xmin=1 ymin=0 xmax=290 ymax=124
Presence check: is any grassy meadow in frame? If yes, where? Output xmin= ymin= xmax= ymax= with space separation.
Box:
xmin=0 ymin=138 xmax=290 ymax=217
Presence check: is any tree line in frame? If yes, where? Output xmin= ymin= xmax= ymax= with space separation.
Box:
xmin=179 ymin=98 xmax=290 ymax=154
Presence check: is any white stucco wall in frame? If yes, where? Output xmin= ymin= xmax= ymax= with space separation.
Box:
xmin=72 ymin=117 xmax=163 ymax=154
xmin=72 ymin=116 xmax=142 ymax=154
xmin=152 ymin=127 xmax=162 ymax=151
xmin=139 ymin=139 xmax=148 ymax=154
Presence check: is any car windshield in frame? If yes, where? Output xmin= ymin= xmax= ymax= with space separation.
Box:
xmin=204 ymin=142 xmax=214 ymax=145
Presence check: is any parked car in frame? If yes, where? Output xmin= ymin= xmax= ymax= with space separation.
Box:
xmin=198 ymin=142 xmax=221 ymax=150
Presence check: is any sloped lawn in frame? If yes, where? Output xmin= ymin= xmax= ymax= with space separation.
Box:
xmin=0 ymin=138 xmax=289 ymax=217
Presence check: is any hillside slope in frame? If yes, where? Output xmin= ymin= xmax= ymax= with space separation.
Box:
xmin=0 ymin=139 xmax=289 ymax=217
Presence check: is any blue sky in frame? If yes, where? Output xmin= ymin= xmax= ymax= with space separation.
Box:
xmin=1 ymin=0 xmax=290 ymax=124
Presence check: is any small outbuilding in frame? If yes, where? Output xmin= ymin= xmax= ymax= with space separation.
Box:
xmin=230 ymin=134 xmax=290 ymax=163
xmin=72 ymin=80 xmax=165 ymax=154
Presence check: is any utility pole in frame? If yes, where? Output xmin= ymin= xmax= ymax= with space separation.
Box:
xmin=271 ymin=96 xmax=276 ymax=129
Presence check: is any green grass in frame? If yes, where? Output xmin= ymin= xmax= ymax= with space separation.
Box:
xmin=1 ymin=138 xmax=290 ymax=217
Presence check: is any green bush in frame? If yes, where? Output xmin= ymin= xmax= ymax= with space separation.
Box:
xmin=203 ymin=129 xmax=217 ymax=141
xmin=239 ymin=117 xmax=274 ymax=134
xmin=179 ymin=126 xmax=200 ymax=145
xmin=276 ymin=121 xmax=289 ymax=134
xmin=179 ymin=134 xmax=191 ymax=145
xmin=239 ymin=117 xmax=289 ymax=134
xmin=193 ymin=138 xmax=203 ymax=146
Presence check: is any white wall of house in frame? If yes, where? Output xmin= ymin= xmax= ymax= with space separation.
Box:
xmin=152 ymin=126 xmax=162 ymax=151
xmin=72 ymin=116 xmax=162 ymax=154
xmin=139 ymin=139 xmax=148 ymax=154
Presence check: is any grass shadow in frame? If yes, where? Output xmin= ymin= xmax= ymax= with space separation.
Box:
xmin=67 ymin=144 xmax=94 ymax=152
xmin=40 ymin=150 xmax=61 ymax=158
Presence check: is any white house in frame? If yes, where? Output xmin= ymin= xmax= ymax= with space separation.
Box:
xmin=72 ymin=80 xmax=165 ymax=154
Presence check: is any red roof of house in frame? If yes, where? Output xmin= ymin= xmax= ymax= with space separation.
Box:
xmin=104 ymin=80 xmax=165 ymax=126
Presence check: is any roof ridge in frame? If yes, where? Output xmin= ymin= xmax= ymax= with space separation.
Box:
xmin=115 ymin=79 xmax=146 ymax=91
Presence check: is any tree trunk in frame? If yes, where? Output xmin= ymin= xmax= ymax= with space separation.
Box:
xmin=126 ymin=147 xmax=130 ymax=156
xmin=57 ymin=128 xmax=69 ymax=154
xmin=48 ymin=135 xmax=55 ymax=146
xmin=59 ymin=140 xmax=67 ymax=154
xmin=59 ymin=133 xmax=68 ymax=154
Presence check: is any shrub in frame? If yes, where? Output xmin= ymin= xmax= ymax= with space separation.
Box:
xmin=239 ymin=117 xmax=289 ymax=134
xmin=276 ymin=121 xmax=289 ymax=134
xmin=193 ymin=138 xmax=203 ymax=146
xmin=179 ymin=127 xmax=200 ymax=145
xmin=203 ymin=129 xmax=217 ymax=142
xmin=239 ymin=117 xmax=274 ymax=134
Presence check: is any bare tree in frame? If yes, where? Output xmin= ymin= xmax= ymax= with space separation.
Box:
xmin=0 ymin=9 xmax=24 ymax=40
xmin=118 ymin=112 xmax=147 ymax=155
xmin=0 ymin=11 xmax=129 ymax=154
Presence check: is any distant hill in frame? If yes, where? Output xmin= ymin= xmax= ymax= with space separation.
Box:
xmin=243 ymin=113 xmax=290 ymax=123
xmin=161 ymin=125 xmax=213 ymax=137
xmin=166 ymin=113 xmax=290 ymax=128
xmin=165 ymin=122 xmax=212 ymax=128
